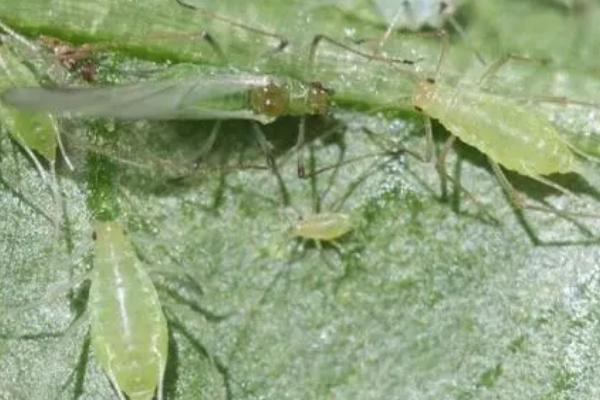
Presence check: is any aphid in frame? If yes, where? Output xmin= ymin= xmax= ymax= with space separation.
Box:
xmin=0 ymin=39 xmax=58 ymax=163
xmin=1 ymin=72 xmax=330 ymax=123
xmin=1 ymin=69 xmax=331 ymax=173
xmin=311 ymin=33 xmax=600 ymax=240
xmin=90 ymin=220 xmax=168 ymax=400
xmin=0 ymin=23 xmax=73 ymax=233
xmin=292 ymin=212 xmax=353 ymax=241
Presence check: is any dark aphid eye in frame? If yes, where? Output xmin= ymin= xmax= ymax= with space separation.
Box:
xmin=249 ymin=81 xmax=289 ymax=118
xmin=92 ymin=231 xmax=97 ymax=240
xmin=426 ymin=77 xmax=436 ymax=84
xmin=307 ymin=81 xmax=331 ymax=115
xmin=440 ymin=1 xmax=448 ymax=12
xmin=414 ymin=105 xmax=423 ymax=112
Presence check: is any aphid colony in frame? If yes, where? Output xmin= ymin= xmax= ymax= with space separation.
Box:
xmin=2 ymin=1 xmax=600 ymax=398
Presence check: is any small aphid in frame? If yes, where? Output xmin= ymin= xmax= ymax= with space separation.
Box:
xmin=0 ymin=42 xmax=58 ymax=162
xmin=292 ymin=212 xmax=353 ymax=241
xmin=90 ymin=221 xmax=168 ymax=400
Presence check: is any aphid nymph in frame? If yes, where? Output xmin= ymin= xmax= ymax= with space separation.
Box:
xmin=292 ymin=212 xmax=353 ymax=242
xmin=90 ymin=221 xmax=168 ymax=400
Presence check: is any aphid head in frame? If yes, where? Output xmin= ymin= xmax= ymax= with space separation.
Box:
xmin=249 ymin=81 xmax=289 ymax=119
xmin=306 ymin=81 xmax=332 ymax=116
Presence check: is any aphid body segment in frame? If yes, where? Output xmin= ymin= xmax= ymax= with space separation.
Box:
xmin=413 ymin=79 xmax=581 ymax=176
xmin=292 ymin=212 xmax=353 ymax=241
xmin=90 ymin=221 xmax=168 ymax=400
xmin=2 ymin=73 xmax=330 ymax=124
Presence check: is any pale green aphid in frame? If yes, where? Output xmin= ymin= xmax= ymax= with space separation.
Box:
xmin=413 ymin=78 xmax=582 ymax=177
xmin=0 ymin=23 xmax=74 ymax=233
xmin=91 ymin=220 xmax=168 ymax=400
xmin=0 ymin=44 xmax=58 ymax=163
xmin=292 ymin=212 xmax=353 ymax=241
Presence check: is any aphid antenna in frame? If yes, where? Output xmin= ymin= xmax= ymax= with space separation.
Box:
xmin=478 ymin=53 xmax=553 ymax=86
xmin=174 ymin=0 xmax=288 ymax=54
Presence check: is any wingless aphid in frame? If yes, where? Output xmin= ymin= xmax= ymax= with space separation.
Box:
xmin=310 ymin=32 xmax=600 ymax=240
xmin=292 ymin=212 xmax=353 ymax=242
xmin=0 ymin=22 xmax=74 ymax=234
xmin=91 ymin=220 xmax=169 ymax=400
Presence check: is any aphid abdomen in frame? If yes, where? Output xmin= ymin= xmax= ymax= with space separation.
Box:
xmin=90 ymin=221 xmax=168 ymax=400
xmin=293 ymin=213 xmax=353 ymax=241
xmin=413 ymin=81 xmax=581 ymax=176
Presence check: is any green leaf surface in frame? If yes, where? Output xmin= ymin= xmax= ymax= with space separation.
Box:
xmin=3 ymin=1 xmax=600 ymax=399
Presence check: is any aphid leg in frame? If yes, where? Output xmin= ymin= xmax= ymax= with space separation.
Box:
xmin=430 ymin=132 xmax=498 ymax=222
xmin=197 ymin=31 xmax=226 ymax=62
xmin=251 ymin=122 xmax=292 ymax=206
xmin=192 ymin=121 xmax=221 ymax=168
xmin=12 ymin=141 xmax=64 ymax=233
xmin=251 ymin=123 xmax=275 ymax=168
xmin=174 ymin=0 xmax=288 ymax=55
xmin=478 ymin=54 xmax=551 ymax=86
xmin=446 ymin=16 xmax=487 ymax=65
xmin=423 ymin=116 xmax=435 ymax=162
xmin=488 ymin=158 xmax=598 ymax=240
xmin=435 ymin=134 xmax=457 ymax=201
xmin=295 ymin=117 xmax=307 ymax=178
xmin=308 ymin=34 xmax=418 ymax=73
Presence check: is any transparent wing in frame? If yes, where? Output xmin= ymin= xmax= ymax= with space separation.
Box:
xmin=1 ymin=75 xmax=271 ymax=121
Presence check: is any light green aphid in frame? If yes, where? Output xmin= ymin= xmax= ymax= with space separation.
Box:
xmin=0 ymin=41 xmax=58 ymax=162
xmin=91 ymin=220 xmax=168 ymax=400
xmin=413 ymin=78 xmax=582 ymax=177
xmin=292 ymin=212 xmax=353 ymax=241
